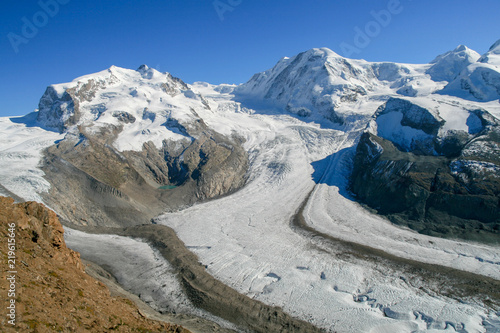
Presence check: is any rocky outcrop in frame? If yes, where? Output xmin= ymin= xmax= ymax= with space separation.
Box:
xmin=37 ymin=76 xmax=115 ymax=133
xmin=373 ymin=98 xmax=445 ymax=155
xmin=351 ymin=98 xmax=500 ymax=244
xmin=41 ymin=121 xmax=248 ymax=228
xmin=0 ymin=196 xmax=189 ymax=332
xmin=350 ymin=132 xmax=500 ymax=243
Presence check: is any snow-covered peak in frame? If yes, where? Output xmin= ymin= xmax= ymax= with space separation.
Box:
xmin=137 ymin=64 xmax=151 ymax=72
xmin=478 ymin=39 xmax=500 ymax=66
xmin=454 ymin=44 xmax=468 ymax=52
xmin=235 ymin=46 xmax=445 ymax=122
xmin=303 ymin=47 xmax=342 ymax=59
xmin=235 ymin=47 xmax=384 ymax=121
xmin=35 ymin=65 xmax=209 ymax=151
xmin=426 ymin=45 xmax=480 ymax=82
xmin=235 ymin=47 xmax=343 ymax=97
xmin=439 ymin=40 xmax=500 ymax=102
xmin=135 ymin=64 xmax=177 ymax=82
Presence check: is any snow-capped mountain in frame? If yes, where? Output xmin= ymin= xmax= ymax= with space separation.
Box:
xmin=1 ymin=40 xmax=500 ymax=333
xmin=235 ymin=47 xmax=444 ymax=122
xmin=5 ymin=64 xmax=248 ymax=227
xmin=426 ymin=45 xmax=480 ymax=82
xmin=37 ymin=64 xmax=207 ymax=146
xmin=440 ymin=39 xmax=500 ymax=101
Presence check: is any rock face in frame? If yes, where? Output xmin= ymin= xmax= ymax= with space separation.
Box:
xmin=0 ymin=196 xmax=189 ymax=332
xmin=351 ymin=98 xmax=500 ymax=243
xmin=35 ymin=66 xmax=248 ymax=227
xmin=373 ymin=98 xmax=445 ymax=155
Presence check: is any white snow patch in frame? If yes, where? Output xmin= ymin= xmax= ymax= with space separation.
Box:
xmin=376 ymin=111 xmax=434 ymax=150
xmin=0 ymin=116 xmax=63 ymax=202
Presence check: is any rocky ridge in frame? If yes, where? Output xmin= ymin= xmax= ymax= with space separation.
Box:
xmin=0 ymin=196 xmax=189 ymax=332
xmin=351 ymin=97 xmax=500 ymax=243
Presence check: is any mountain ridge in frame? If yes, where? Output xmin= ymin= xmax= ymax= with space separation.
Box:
xmin=0 ymin=196 xmax=190 ymax=332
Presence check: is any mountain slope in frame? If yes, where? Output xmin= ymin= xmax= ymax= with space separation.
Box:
xmin=0 ymin=196 xmax=189 ymax=333
xmin=25 ymin=65 xmax=249 ymax=227
xmin=426 ymin=45 xmax=481 ymax=82
xmin=439 ymin=40 xmax=500 ymax=101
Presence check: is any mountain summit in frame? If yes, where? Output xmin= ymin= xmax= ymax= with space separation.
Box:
xmin=439 ymin=40 xmax=500 ymax=101
xmin=426 ymin=44 xmax=480 ymax=82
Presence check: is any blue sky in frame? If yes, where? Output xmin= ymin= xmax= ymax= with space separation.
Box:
xmin=1 ymin=0 xmax=499 ymax=117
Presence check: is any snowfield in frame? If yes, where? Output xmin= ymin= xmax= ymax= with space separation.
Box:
xmin=0 ymin=114 xmax=63 ymax=202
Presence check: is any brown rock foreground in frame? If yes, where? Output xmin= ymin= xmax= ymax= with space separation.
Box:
xmin=0 ymin=197 xmax=189 ymax=333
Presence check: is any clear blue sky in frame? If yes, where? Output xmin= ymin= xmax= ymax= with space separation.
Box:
xmin=1 ymin=0 xmax=499 ymax=117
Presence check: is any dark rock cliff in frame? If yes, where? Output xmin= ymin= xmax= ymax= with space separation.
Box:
xmin=350 ymin=131 xmax=500 ymax=243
